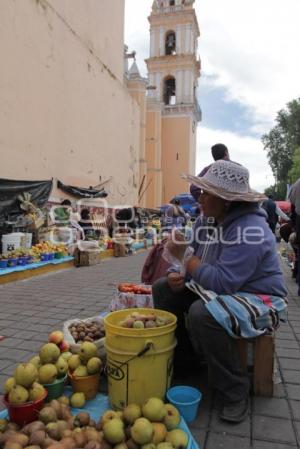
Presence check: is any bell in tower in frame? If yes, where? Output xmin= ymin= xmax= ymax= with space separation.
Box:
xmin=165 ymin=31 xmax=176 ymax=55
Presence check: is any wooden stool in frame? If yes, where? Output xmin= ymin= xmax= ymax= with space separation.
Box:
xmin=236 ymin=333 xmax=275 ymax=397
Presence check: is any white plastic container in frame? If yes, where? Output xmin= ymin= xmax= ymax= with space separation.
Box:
xmin=1 ymin=233 xmax=25 ymax=253
xmin=24 ymin=233 xmax=32 ymax=249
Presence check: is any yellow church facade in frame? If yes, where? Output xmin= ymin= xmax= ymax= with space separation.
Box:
xmin=127 ymin=0 xmax=201 ymax=209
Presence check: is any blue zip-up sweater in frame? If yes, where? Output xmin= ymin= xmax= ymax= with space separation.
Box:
xmin=190 ymin=203 xmax=287 ymax=296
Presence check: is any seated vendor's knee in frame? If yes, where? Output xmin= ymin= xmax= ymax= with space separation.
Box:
xmin=188 ymin=300 xmax=210 ymax=335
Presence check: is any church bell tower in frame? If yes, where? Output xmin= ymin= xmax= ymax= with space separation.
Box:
xmin=145 ymin=0 xmax=201 ymax=204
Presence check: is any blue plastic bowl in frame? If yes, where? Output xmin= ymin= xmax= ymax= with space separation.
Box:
xmin=7 ymin=258 xmax=18 ymax=267
xmin=48 ymin=253 xmax=55 ymax=261
xmin=166 ymin=385 xmax=202 ymax=423
xmin=18 ymin=257 xmax=28 ymax=266
xmin=0 ymin=260 xmax=8 ymax=269
xmin=40 ymin=254 xmax=49 ymax=262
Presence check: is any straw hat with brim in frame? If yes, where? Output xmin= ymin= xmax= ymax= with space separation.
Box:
xmin=182 ymin=160 xmax=266 ymax=203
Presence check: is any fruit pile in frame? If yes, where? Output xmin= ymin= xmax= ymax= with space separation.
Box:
xmin=119 ymin=312 xmax=173 ymax=329
xmin=67 ymin=341 xmax=103 ymax=407
xmin=0 ymin=397 xmax=188 ymax=449
xmin=68 ymin=321 xmax=105 ymax=344
xmin=118 ymin=284 xmax=152 ymax=295
xmin=4 ymin=332 xmax=71 ymax=405
xmin=32 ymin=242 xmax=67 ymax=255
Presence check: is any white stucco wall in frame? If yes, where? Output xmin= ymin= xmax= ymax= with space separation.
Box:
xmin=0 ymin=0 xmax=140 ymax=205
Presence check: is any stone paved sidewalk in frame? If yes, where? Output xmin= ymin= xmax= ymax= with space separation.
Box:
xmin=0 ymin=252 xmax=300 ymax=448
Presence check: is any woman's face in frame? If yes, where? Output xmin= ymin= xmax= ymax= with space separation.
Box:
xmin=200 ymin=191 xmax=228 ymax=220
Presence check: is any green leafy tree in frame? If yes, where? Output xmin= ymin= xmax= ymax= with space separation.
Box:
xmin=288 ymin=146 xmax=300 ymax=184
xmin=262 ymin=98 xmax=300 ymax=187
xmin=264 ymin=183 xmax=287 ymax=200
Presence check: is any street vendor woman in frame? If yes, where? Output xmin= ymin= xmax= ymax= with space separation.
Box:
xmin=152 ymin=160 xmax=287 ymax=424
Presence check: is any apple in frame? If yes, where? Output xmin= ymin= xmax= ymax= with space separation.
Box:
xmin=59 ymin=341 xmax=70 ymax=352
xmin=48 ymin=331 xmax=64 ymax=345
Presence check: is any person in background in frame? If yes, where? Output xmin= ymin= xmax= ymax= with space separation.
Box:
xmin=164 ymin=198 xmax=187 ymax=230
xmin=54 ymin=199 xmax=72 ymax=224
xmin=289 ymin=178 xmax=300 ymax=292
xmin=79 ymin=208 xmax=99 ymax=240
xmin=190 ymin=143 xmax=237 ymax=201
xmin=262 ymin=195 xmax=278 ymax=233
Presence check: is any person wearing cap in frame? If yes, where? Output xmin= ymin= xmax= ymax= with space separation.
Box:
xmin=153 ymin=160 xmax=287 ymax=423
xmin=163 ymin=198 xmax=187 ymax=230
xmin=190 ymin=143 xmax=239 ymax=202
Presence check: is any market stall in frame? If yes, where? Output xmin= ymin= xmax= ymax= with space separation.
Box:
xmin=0 ymin=306 xmax=200 ymax=449
xmin=0 ymin=179 xmax=77 ymax=283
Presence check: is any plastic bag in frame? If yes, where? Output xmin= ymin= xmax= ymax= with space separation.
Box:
xmin=162 ymin=231 xmax=194 ymax=275
xmin=63 ymin=316 xmax=106 ymax=359
xmin=110 ymin=285 xmax=153 ymax=311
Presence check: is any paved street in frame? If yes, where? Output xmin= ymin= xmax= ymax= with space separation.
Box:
xmin=1 ymin=251 xmax=300 ymax=448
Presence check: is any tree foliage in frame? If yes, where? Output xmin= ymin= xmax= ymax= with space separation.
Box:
xmin=264 ymin=183 xmax=288 ymax=201
xmin=288 ymin=147 xmax=300 ymax=184
xmin=262 ymin=98 xmax=300 ymax=189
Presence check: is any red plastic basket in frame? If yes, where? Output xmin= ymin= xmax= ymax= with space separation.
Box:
xmin=3 ymin=390 xmax=48 ymax=425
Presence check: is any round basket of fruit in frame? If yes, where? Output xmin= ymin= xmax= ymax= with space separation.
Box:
xmin=68 ymin=341 xmax=103 ymax=401
xmin=30 ymin=331 xmax=71 ymax=402
xmin=2 ymin=363 xmax=48 ymax=426
xmin=3 ymin=389 xmax=48 ymax=426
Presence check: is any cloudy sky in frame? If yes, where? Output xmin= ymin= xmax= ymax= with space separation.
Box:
xmin=124 ymin=0 xmax=300 ymax=192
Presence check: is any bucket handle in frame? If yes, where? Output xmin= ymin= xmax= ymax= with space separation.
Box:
xmin=105 ymin=341 xmax=153 ymax=373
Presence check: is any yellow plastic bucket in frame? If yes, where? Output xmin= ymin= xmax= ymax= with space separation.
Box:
xmin=104 ymin=308 xmax=177 ymax=409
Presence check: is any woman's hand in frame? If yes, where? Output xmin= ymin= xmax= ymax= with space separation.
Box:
xmin=185 ymin=256 xmax=201 ymax=275
xmin=167 ymin=272 xmax=185 ymax=292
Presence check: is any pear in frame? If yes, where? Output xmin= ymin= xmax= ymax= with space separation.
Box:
xmin=163 ymin=404 xmax=180 ymax=430
xmin=151 ymin=423 xmax=167 ymax=444
xmin=60 ymin=352 xmax=72 ymax=361
xmin=55 ymin=357 xmax=68 ymax=377
xmin=156 ymin=443 xmax=173 ymax=449
xmin=131 ymin=418 xmax=154 ymax=445
xmin=39 ymin=343 xmax=60 ymax=364
xmin=38 ymin=364 xmax=58 ymax=384
xmin=165 ymin=429 xmax=188 ymax=449
xmin=87 ymin=357 xmax=102 ymax=375
xmin=28 ymin=382 xmax=46 ymax=401
xmin=4 ymin=377 xmax=16 ymax=394
xmin=132 ymin=321 xmax=144 ymax=329
xmin=141 ymin=445 xmax=156 ymax=449
xmin=79 ymin=342 xmax=98 ymax=362
xmin=70 ymin=392 xmax=86 ymax=408
xmin=14 ymin=363 xmax=38 ymax=388
xmin=8 ymin=385 xmax=29 ymax=404
xmin=123 ymin=404 xmax=142 ymax=424
xmin=73 ymin=365 xmax=88 ymax=377
xmin=39 ymin=406 xmax=57 ymax=424
xmin=100 ymin=410 xmax=118 ymax=427
xmin=68 ymin=354 xmax=81 ymax=372
xmin=57 ymin=396 xmax=70 ymax=406
xmin=29 ymin=356 xmax=42 ymax=369
xmin=114 ymin=444 xmax=128 ymax=449
xmin=103 ymin=418 xmax=125 ymax=444
xmin=142 ymin=398 xmax=166 ymax=422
